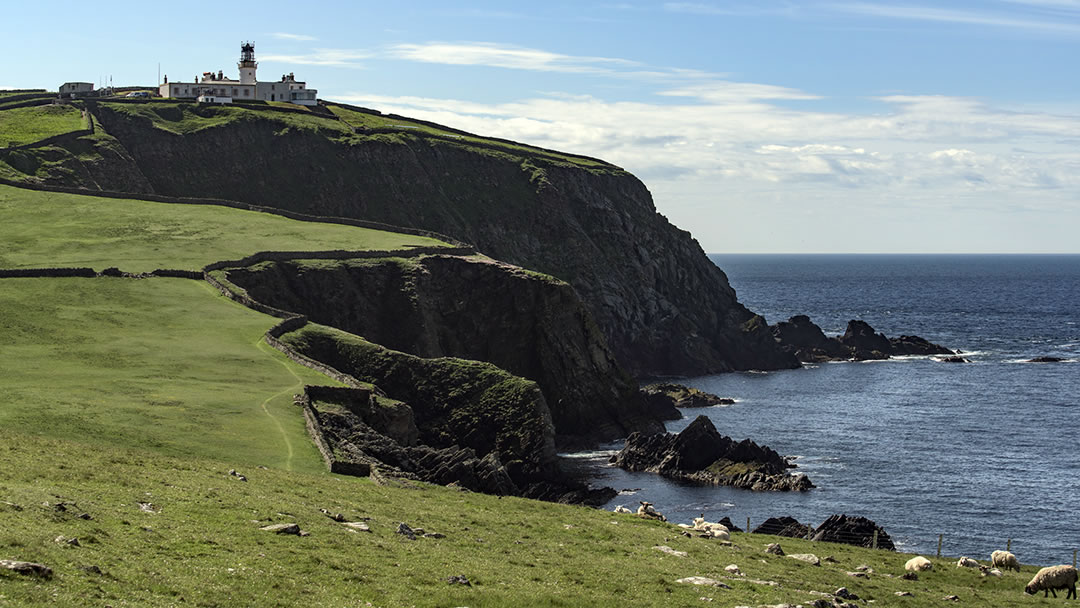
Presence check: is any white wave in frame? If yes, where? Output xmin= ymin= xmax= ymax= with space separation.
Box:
xmin=558 ymin=450 xmax=619 ymax=459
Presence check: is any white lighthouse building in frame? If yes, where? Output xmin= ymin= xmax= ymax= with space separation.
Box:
xmin=158 ymin=42 xmax=318 ymax=106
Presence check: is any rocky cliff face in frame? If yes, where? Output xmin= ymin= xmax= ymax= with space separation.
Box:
xmin=74 ymin=102 xmax=797 ymax=377
xmin=224 ymin=254 xmax=667 ymax=445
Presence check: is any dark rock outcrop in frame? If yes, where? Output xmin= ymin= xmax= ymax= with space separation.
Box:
xmin=609 ymin=415 xmax=813 ymax=491
xmin=1027 ymin=356 xmax=1064 ymax=363
xmin=752 ymin=516 xmax=812 ymax=538
xmin=811 ymin=514 xmax=895 ymax=551
xmin=226 ymin=254 xmax=664 ymax=445
xmin=718 ymin=516 xmax=742 ymax=532
xmin=772 ymin=316 xmax=953 ymax=363
xmin=47 ymin=101 xmax=800 ymax=377
xmin=640 ymin=383 xmax=734 ymax=411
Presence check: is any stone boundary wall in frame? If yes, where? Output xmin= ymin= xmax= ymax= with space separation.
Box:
xmin=1 ymin=129 xmax=93 ymax=152
xmin=295 ymin=390 xmax=372 ymax=477
xmin=203 ymin=245 xmax=474 ymax=275
xmin=0 ymin=267 xmax=97 ymax=278
xmin=305 ymin=385 xmax=373 ymax=403
xmin=0 ymin=98 xmax=54 ymax=111
xmin=0 ymin=178 xmax=471 ymax=249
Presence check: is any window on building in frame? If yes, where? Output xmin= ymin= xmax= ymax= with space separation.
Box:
xmin=244 ymin=89 xmax=250 ymax=96
xmin=232 ymin=88 xmax=238 ymax=96
xmin=173 ymin=87 xmax=179 ymax=94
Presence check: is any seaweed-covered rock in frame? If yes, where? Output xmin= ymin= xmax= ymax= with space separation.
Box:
xmin=640 ymin=383 xmax=734 ymax=411
xmin=752 ymin=516 xmax=811 ymax=538
xmin=610 ymin=416 xmax=812 ymax=491
xmin=811 ymin=514 xmax=896 ymax=551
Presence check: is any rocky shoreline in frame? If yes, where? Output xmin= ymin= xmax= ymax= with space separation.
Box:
xmin=772 ymin=315 xmax=954 ymax=363
xmin=610 ymin=415 xmax=814 ymax=492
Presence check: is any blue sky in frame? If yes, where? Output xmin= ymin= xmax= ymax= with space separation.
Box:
xmin=5 ymin=1 xmax=1080 ymax=253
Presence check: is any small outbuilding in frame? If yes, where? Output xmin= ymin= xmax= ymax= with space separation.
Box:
xmin=58 ymin=82 xmax=94 ymax=98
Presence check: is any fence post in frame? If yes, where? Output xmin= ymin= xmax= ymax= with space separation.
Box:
xmin=747 ymin=517 xmax=751 ymax=534
xmin=1073 ymin=549 xmax=1076 ymax=568
xmin=1007 ymin=538 xmax=1012 ymax=552
xmin=937 ymin=534 xmax=944 ymax=558
xmin=872 ymin=530 xmax=878 ymax=550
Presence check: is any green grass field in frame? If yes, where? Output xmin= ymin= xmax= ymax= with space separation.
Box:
xmin=0 ymin=185 xmax=449 ymax=272
xmin=0 ymin=277 xmax=337 ymax=471
xmin=0 ymin=425 xmax=1050 ymax=607
xmin=0 ymin=104 xmax=84 ymax=147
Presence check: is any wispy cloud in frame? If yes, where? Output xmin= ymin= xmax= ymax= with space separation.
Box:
xmin=259 ymin=49 xmax=370 ymax=67
xmin=387 ymin=42 xmax=640 ymax=74
xmin=271 ymin=32 xmax=318 ymax=42
xmin=663 ymin=2 xmax=801 ymax=17
xmin=826 ymin=2 xmax=1080 ymax=33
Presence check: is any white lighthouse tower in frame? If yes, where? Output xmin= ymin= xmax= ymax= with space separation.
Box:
xmin=238 ymin=41 xmax=257 ymax=85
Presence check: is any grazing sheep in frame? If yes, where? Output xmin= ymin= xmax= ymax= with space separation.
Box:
xmin=613 ymin=505 xmax=632 ymax=514
xmin=991 ymin=550 xmax=1021 ymax=572
xmin=905 ymin=556 xmax=933 ymax=572
xmin=1024 ymin=565 xmax=1078 ymax=599
xmin=957 ymin=557 xmax=979 ymax=568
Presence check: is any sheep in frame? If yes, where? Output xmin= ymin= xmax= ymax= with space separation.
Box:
xmin=991 ymin=550 xmax=1021 ymax=572
xmin=1024 ymin=565 xmax=1078 ymax=599
xmin=691 ymin=516 xmax=730 ymax=539
xmin=636 ymin=501 xmax=667 ymax=521
xmin=612 ymin=505 xmax=632 ymax=514
xmin=957 ymin=556 xmax=979 ymax=568
xmin=905 ymin=556 xmax=933 ymax=572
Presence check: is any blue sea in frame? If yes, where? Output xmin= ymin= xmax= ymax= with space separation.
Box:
xmin=571 ymin=254 xmax=1080 ymax=565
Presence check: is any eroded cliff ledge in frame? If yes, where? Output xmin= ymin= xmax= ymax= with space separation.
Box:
xmin=224 ymin=254 xmax=669 ymax=445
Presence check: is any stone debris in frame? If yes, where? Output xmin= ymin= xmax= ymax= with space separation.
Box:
xmin=675 ymin=576 xmax=731 ymax=589
xmin=846 ymin=571 xmax=869 ymax=578
xmin=138 ymin=502 xmax=158 ymax=514
xmin=0 ymin=560 xmax=52 ymax=578
xmin=446 ymin=574 xmax=471 ymax=586
xmin=944 ymin=595 xmax=960 ymax=602
xmin=787 ymin=553 xmax=820 ymax=566
xmin=855 ymin=564 xmax=872 ymax=572
xmin=895 ymin=591 xmax=913 ymax=597
xmin=765 ymin=543 xmax=785 ymax=556
xmin=260 ymin=523 xmax=301 ymax=535
xmin=81 ymin=565 xmax=103 ymax=575
xmin=653 ymin=545 xmax=688 ymax=557
xmin=835 ymin=587 xmax=859 ymax=600
xmin=724 ymin=564 xmax=742 ymax=575
xmin=0 ymin=500 xmax=22 ymax=511
xmin=901 ymin=571 xmax=918 ymax=580
xmin=228 ymin=469 xmax=248 ymax=482
xmin=54 ymin=535 xmax=80 ymax=547
xmin=397 ymin=522 xmax=417 ymax=540
xmin=423 ymin=532 xmax=446 ymax=539
xmin=822 ymin=555 xmax=837 ymax=563
xmin=343 ymin=522 xmax=371 ymax=532
xmin=320 ymin=508 xmax=347 ymax=522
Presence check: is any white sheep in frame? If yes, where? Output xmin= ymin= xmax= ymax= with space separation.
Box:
xmin=691 ymin=516 xmax=730 ymax=539
xmin=956 ymin=556 xmax=979 ymax=568
xmin=991 ymin=550 xmax=1020 ymax=572
xmin=1024 ymin=565 xmax=1078 ymax=599
xmin=905 ymin=556 xmax=933 ymax=572
xmin=613 ymin=505 xmax=632 ymax=514
xmin=636 ymin=501 xmax=666 ymax=521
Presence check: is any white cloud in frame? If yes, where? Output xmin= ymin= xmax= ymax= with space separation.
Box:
xmin=259 ymin=49 xmax=370 ymax=67
xmin=271 ymin=32 xmax=318 ymax=42
xmin=826 ymin=2 xmax=1080 ymax=33
xmin=387 ymin=42 xmax=640 ymax=74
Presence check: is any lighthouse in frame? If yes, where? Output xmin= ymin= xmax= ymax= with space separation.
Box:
xmin=238 ymin=41 xmax=257 ymax=85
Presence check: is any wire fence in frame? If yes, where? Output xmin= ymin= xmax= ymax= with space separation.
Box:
xmin=731 ymin=516 xmax=1079 ymax=568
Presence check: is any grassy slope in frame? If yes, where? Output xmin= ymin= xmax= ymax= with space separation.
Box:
xmin=0 ymin=105 xmax=84 ymax=147
xmin=0 ymin=185 xmax=449 ymax=272
xmin=0 ymin=277 xmax=337 ymax=472
xmin=0 ymin=428 xmax=1047 ymax=608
